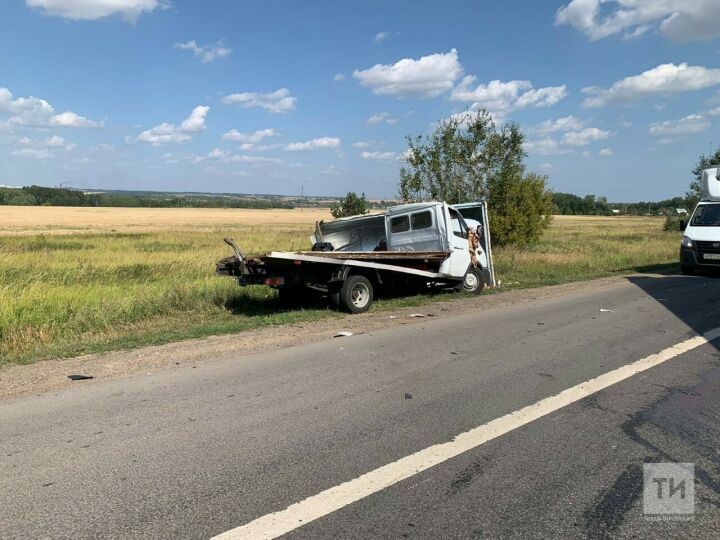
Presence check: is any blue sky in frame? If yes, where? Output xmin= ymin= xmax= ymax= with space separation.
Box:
xmin=1 ymin=0 xmax=720 ymax=201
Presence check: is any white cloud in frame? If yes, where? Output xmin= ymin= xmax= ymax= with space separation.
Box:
xmin=598 ymin=148 xmax=613 ymax=157
xmin=11 ymin=148 xmax=54 ymax=159
xmin=222 ymin=88 xmax=296 ymax=114
xmin=352 ymin=141 xmax=375 ymax=148
xmin=374 ymin=31 xmax=394 ymax=43
xmin=523 ymin=138 xmax=573 ymax=156
xmin=353 ymin=49 xmax=463 ymax=99
xmin=49 ymin=111 xmax=102 ymax=127
xmin=528 ymin=116 xmax=585 ymax=135
xmin=222 ymin=128 xmax=277 ymax=143
xmin=0 ymin=87 xmax=102 ymax=128
xmin=451 ymin=77 xmax=567 ymax=113
xmin=360 ymin=151 xmax=397 ymax=160
xmin=174 ymin=40 xmax=231 ymax=64
xmin=366 ymin=112 xmax=398 ymax=126
xmin=199 ymin=148 xmax=281 ymax=164
xmin=284 ymin=137 xmax=340 ymax=151
xmin=562 ymin=127 xmax=612 ymax=146
xmin=582 ymin=63 xmax=720 ymax=108
xmin=26 ymin=0 xmax=166 ymax=21
xmin=648 ymin=113 xmax=710 ymax=136
xmin=135 ymin=105 xmax=208 ymax=145
xmin=333 ymin=73 xmax=346 ymax=82
xmin=44 ymin=135 xmax=74 ymax=149
xmin=555 ymin=0 xmax=720 ymax=43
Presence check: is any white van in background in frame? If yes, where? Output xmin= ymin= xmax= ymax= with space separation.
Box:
xmin=680 ymin=167 xmax=720 ymax=274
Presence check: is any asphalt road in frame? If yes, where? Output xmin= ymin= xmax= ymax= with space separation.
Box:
xmin=2 ymin=274 xmax=720 ymax=539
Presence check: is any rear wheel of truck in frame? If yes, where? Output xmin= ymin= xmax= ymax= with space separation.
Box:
xmin=337 ymin=275 xmax=374 ymax=313
xmin=460 ymin=267 xmax=486 ymax=294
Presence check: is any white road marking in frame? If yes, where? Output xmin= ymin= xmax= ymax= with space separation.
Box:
xmin=213 ymin=327 xmax=720 ymax=540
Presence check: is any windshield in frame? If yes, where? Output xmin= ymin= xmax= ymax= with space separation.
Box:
xmin=691 ymin=204 xmax=720 ymax=227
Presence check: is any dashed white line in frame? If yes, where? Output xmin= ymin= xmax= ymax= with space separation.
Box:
xmin=212 ymin=327 xmax=720 ymax=540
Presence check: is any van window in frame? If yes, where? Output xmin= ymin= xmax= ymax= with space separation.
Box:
xmin=691 ymin=204 xmax=720 ymax=226
xmin=449 ymin=208 xmax=468 ymax=239
xmin=390 ymin=215 xmax=410 ymax=233
xmin=411 ymin=210 xmax=432 ymax=230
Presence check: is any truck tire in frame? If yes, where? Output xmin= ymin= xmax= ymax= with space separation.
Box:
xmin=337 ymin=275 xmax=374 ymax=313
xmin=460 ymin=267 xmax=486 ymax=294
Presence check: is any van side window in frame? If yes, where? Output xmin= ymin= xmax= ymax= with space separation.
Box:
xmin=390 ymin=215 xmax=410 ymax=233
xmin=411 ymin=211 xmax=432 ymax=230
xmin=449 ymin=208 xmax=468 ymax=239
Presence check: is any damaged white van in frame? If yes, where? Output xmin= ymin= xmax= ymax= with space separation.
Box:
xmin=680 ymin=167 xmax=720 ymax=274
xmin=217 ymin=200 xmax=495 ymax=313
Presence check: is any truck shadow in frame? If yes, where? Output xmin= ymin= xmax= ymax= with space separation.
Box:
xmin=625 ymin=271 xmax=720 ymax=351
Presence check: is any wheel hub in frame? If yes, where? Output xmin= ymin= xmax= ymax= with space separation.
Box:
xmin=351 ymin=283 xmax=369 ymax=307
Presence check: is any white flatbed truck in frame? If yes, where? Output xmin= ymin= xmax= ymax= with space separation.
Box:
xmin=216 ymin=200 xmax=495 ymax=313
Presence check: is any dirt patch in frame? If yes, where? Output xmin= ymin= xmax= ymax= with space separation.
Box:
xmin=0 ymin=276 xmax=637 ymax=400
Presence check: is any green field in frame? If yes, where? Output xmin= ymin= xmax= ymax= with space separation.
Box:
xmin=0 ymin=209 xmax=681 ymax=366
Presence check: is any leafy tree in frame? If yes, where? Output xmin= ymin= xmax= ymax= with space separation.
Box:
xmin=330 ymin=191 xmax=368 ymax=218
xmin=399 ymin=110 xmax=553 ymax=246
xmin=689 ymin=147 xmax=720 ymax=205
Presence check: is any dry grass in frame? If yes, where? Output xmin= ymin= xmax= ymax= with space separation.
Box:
xmin=0 ymin=207 xmax=682 ymax=365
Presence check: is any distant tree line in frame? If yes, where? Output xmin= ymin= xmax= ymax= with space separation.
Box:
xmin=551 ymin=193 xmax=690 ymax=216
xmin=0 ymin=186 xmax=294 ymax=209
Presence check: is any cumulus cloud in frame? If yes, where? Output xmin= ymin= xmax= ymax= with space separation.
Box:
xmin=528 ymin=116 xmax=585 ymax=135
xmin=582 ymin=63 xmax=720 ymax=108
xmin=135 ymin=105 xmax=208 ymax=145
xmin=222 ymin=128 xmax=277 ymax=143
xmin=222 ymin=88 xmax=296 ymax=114
xmin=333 ymin=73 xmax=346 ymax=82
xmin=26 ymin=0 xmax=167 ymax=21
xmin=555 ymin=0 xmax=720 ymax=43
xmin=523 ymin=138 xmax=574 ymax=156
xmin=44 ymin=135 xmax=74 ymax=149
xmin=0 ymin=87 xmax=102 ymax=128
xmin=562 ymin=127 xmax=612 ymax=146
xmin=174 ymin=40 xmax=231 ymax=63
xmin=598 ymin=148 xmax=613 ymax=157
xmin=360 ymin=151 xmax=397 ymax=160
xmin=199 ymin=148 xmax=281 ymax=164
xmin=11 ymin=148 xmax=54 ymax=159
xmin=450 ymin=77 xmax=567 ymax=113
xmin=648 ymin=114 xmax=710 ymax=136
xmin=284 ymin=137 xmax=340 ymax=151
xmin=49 ymin=111 xmax=102 ymax=127
xmin=353 ymin=49 xmax=463 ymax=98
xmin=366 ymin=112 xmax=398 ymax=126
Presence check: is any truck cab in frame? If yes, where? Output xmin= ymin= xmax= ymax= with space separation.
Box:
xmin=680 ymin=168 xmax=720 ymax=273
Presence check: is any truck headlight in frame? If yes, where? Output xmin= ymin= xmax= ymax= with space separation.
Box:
xmin=682 ymin=235 xmax=693 ymax=248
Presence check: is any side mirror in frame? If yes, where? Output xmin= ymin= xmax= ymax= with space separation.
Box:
xmin=679 ymin=219 xmax=687 ymax=230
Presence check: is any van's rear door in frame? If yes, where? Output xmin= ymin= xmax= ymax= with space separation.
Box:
xmin=450 ymin=201 xmax=496 ymax=287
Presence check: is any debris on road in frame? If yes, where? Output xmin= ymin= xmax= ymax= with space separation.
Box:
xmin=334 ymin=331 xmax=354 ymax=337
xmin=67 ymin=374 xmax=93 ymax=381
xmin=599 ymin=309 xmax=613 ymax=313
xmin=404 ymin=393 xmax=413 ymax=400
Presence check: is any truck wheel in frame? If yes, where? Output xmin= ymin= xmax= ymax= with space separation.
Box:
xmin=461 ymin=267 xmax=486 ymax=294
xmin=338 ymin=275 xmax=374 ymax=313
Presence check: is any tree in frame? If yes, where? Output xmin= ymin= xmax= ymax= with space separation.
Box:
xmin=399 ymin=110 xmax=553 ymax=246
xmin=330 ymin=191 xmax=368 ymax=218
xmin=689 ymin=147 xmax=720 ymax=205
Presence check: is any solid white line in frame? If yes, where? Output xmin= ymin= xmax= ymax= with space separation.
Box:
xmin=212 ymin=327 xmax=720 ymax=540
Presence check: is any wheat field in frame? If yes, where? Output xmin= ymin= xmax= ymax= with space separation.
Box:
xmin=0 ymin=207 xmax=681 ymax=365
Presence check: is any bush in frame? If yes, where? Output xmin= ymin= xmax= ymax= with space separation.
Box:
xmin=330 ymin=192 xmax=368 ymax=218
xmin=663 ymin=215 xmax=686 ymax=232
